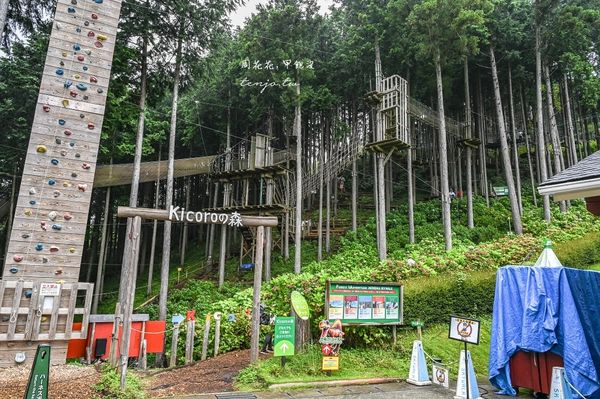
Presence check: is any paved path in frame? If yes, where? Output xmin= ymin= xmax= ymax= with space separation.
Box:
xmin=176 ymin=381 xmax=507 ymax=399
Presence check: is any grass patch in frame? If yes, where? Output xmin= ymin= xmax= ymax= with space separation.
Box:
xmin=93 ymin=365 xmax=146 ymax=399
xmin=235 ymin=317 xmax=492 ymax=390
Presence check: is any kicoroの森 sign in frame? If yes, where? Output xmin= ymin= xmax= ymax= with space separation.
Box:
xmin=448 ymin=316 xmax=480 ymax=345
xmin=325 ymin=281 xmax=403 ymax=325
xmin=168 ymin=206 xmax=243 ymax=227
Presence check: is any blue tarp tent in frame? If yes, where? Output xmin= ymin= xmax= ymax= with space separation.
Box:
xmin=489 ymin=266 xmax=600 ymax=398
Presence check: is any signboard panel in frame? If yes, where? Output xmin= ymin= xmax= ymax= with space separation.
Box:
xmin=322 ymin=356 xmax=340 ymax=371
xmin=290 ymin=291 xmax=310 ymax=320
xmin=325 ymin=281 xmax=403 ymax=325
xmin=273 ymin=317 xmax=295 ymax=357
xmin=448 ymin=316 xmax=480 ymax=345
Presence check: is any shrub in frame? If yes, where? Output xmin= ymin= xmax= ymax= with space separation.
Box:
xmin=93 ymin=366 xmax=146 ymax=399
xmin=554 ymin=231 xmax=600 ymax=268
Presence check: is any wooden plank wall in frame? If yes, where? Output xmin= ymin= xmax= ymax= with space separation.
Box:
xmin=1 ymin=0 xmax=122 ymax=367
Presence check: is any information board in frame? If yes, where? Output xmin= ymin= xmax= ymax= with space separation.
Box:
xmin=448 ymin=316 xmax=480 ymax=345
xmin=325 ymin=281 xmax=403 ymax=325
xmin=274 ymin=317 xmax=295 ymax=357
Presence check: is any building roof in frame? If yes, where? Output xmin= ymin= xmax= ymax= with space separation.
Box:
xmin=538 ymin=151 xmax=600 ymax=201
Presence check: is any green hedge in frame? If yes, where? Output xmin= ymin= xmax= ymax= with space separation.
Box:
xmin=554 ymin=231 xmax=600 ymax=268
xmin=403 ymin=271 xmax=496 ymax=325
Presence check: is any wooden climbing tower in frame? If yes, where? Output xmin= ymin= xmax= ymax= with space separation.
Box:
xmin=1 ymin=0 xmax=122 ymax=367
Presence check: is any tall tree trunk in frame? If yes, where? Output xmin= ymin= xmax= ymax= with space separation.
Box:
xmin=157 ymin=31 xmax=183 ymax=366
xmin=92 ymin=186 xmax=111 ymax=314
xmin=508 ymin=64 xmax=523 ymax=215
xmin=317 ymin=119 xmax=324 ymax=261
xmin=490 ymin=47 xmax=523 ymax=234
xmin=535 ymin=8 xmax=551 ymax=221
xmin=118 ymin=32 xmax=148 ymax=308
xmin=351 ymin=105 xmax=358 ymax=232
xmin=519 ymin=86 xmax=538 ymax=207
xmin=180 ymin=176 xmax=191 ymax=266
xmin=477 ymin=76 xmax=490 ymax=207
xmin=293 ymin=76 xmax=302 ymax=274
xmin=147 ymin=146 xmax=161 ymax=295
xmin=0 ymin=0 xmax=8 ymax=45
xmin=543 ymin=63 xmax=566 ymax=212
xmin=219 ymin=99 xmax=232 ymax=287
xmin=464 ymin=58 xmax=474 ymax=229
xmin=434 ymin=48 xmax=452 ymax=251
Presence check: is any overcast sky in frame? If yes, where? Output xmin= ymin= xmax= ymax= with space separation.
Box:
xmin=229 ymin=0 xmax=335 ymax=28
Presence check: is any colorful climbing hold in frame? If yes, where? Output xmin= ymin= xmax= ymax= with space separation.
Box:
xmin=83 ymin=95 xmax=89 ymax=101
xmin=43 ymin=105 xmax=50 ymax=112
xmin=73 ymin=43 xmax=81 ymax=51
xmin=97 ymin=34 xmax=108 ymax=42
xmin=58 ymin=119 xmax=66 ymax=125
xmin=35 ymin=243 xmax=44 ymax=251
xmin=75 ymin=153 xmax=81 ymax=158
xmin=69 ymin=247 xmax=76 ymax=253
xmin=77 ymin=55 xmax=84 ymax=62
xmin=71 ymin=0 xmax=77 ymax=4
xmin=62 ymin=51 xmax=68 ymax=57
xmin=60 ymin=150 xmax=67 ymax=156
xmin=90 ymin=76 xmax=98 ymax=83
xmin=84 ymin=21 xmax=89 ymax=27
xmin=94 ymin=0 xmax=103 ymax=4
xmin=52 ymin=224 xmax=62 ymax=231
xmin=64 ymin=213 xmax=73 ymax=221
xmin=29 ymin=200 xmax=36 ymax=205
xmin=24 ymin=209 xmax=32 ymax=216
xmin=67 ymin=6 xmax=76 ymax=13
xmin=40 ymin=221 xmax=47 ymax=231
xmin=54 ymin=269 xmax=63 ymax=275
xmin=48 ymin=211 xmax=57 ymax=221
xmin=78 ymin=183 xmax=87 ymax=192
xmin=82 ymin=66 xmax=88 ymax=71
xmin=13 ymin=255 xmax=23 ymax=262
xmin=79 ymin=113 xmax=85 ymax=118
xmin=55 ymin=138 xmax=62 ymax=144
xmin=51 ymin=159 xmax=59 ymax=165
xmin=64 ymin=129 xmax=72 ymax=136
xmin=82 ymin=163 xmax=91 ymax=169
xmin=53 ymin=190 xmax=61 ymax=198
xmin=73 ymin=73 xmax=81 ymax=79
xmin=59 ymin=61 xmax=65 ymax=66
xmin=24 ymin=290 xmax=32 ymax=299
xmin=69 ymin=90 xmax=78 ymax=98
xmin=94 ymin=41 xmax=103 ymax=48
xmin=64 ymin=80 xmax=72 ymax=89
xmin=21 ymin=233 xmax=30 ymax=239
xmin=88 ymin=122 xmax=95 ymax=130
xmin=69 ymin=141 xmax=75 ymax=147
xmin=48 ymin=179 xmax=56 ymax=185
xmin=97 ymin=88 xmax=104 ymax=94
xmin=50 ymin=246 xmax=59 ymax=252
xmin=29 ymin=187 xmax=36 ymax=195
xmin=42 ymin=257 xmax=48 ymax=263
xmin=9 ymin=267 xmax=18 ymax=274
xmin=62 ymin=99 xmax=70 ymax=107
xmin=36 ymin=145 xmax=47 ymax=153
xmin=87 ymin=31 xmax=95 ymax=38
xmin=56 ymin=68 xmax=64 ymax=76
xmin=71 ymin=172 xmax=77 ymax=178
xmin=76 ymin=27 xmax=81 ymax=33
xmin=91 ymin=13 xmax=98 ymax=20
xmin=62 ymin=181 xmax=71 ymax=187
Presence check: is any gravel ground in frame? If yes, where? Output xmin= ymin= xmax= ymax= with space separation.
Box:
xmin=0 ymin=363 xmax=101 ymax=399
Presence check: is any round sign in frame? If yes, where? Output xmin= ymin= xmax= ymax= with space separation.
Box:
xmin=290 ymin=291 xmax=310 ymax=320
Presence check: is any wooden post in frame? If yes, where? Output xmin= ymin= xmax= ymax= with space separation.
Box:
xmin=109 ymin=302 xmax=120 ymax=367
xmin=293 ymin=78 xmax=303 ymax=274
xmin=201 ymin=314 xmax=211 ymax=361
xmin=185 ymin=318 xmax=195 ymax=364
xmin=213 ymin=313 xmax=222 ymax=357
xmin=92 ymin=187 xmax=111 ymax=314
xmin=120 ymin=216 xmax=142 ymax=390
xmin=250 ymin=226 xmax=265 ymax=362
xmin=170 ymin=322 xmax=181 ymax=368
xmin=86 ymin=322 xmax=96 ymax=364
xmin=139 ymin=340 xmax=147 ymax=370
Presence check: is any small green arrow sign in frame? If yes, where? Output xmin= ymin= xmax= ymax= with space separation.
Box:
xmin=24 ymin=344 xmax=51 ymax=399
xmin=274 ymin=317 xmax=295 ymax=357
xmin=411 ymin=320 xmax=424 ymax=328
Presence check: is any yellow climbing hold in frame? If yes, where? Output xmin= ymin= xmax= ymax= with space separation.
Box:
xmin=97 ymin=34 xmax=108 ymax=42
xmin=69 ymin=247 xmax=76 ymax=253
xmin=36 ymin=145 xmax=47 ymax=153
xmin=24 ymin=209 xmax=32 ymax=216
xmin=62 ymin=99 xmax=70 ymax=107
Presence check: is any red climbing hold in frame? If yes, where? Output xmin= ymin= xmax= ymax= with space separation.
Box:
xmin=91 ymin=13 xmax=98 ymax=20
xmin=70 ymin=90 xmax=78 ymax=98
xmin=77 ymin=55 xmax=84 ymax=61
xmin=78 ymin=183 xmax=87 ymax=192
xmin=94 ymin=41 xmax=103 ymax=48
xmin=90 ymin=76 xmax=98 ymax=83
xmin=64 ymin=129 xmax=72 ymax=136
xmin=43 ymin=105 xmax=51 ymax=112
xmin=13 ymin=255 xmax=23 ymax=262
xmin=88 ymin=122 xmax=95 ymax=130
xmin=50 ymin=246 xmax=59 ymax=253
xmin=82 ymin=163 xmax=91 ymax=170
xmin=87 ymin=31 xmax=95 ymax=38
xmin=63 ymin=213 xmax=73 ymax=221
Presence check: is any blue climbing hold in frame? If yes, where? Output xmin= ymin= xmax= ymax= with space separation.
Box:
xmin=24 ymin=290 xmax=33 ymax=299
xmin=76 ymin=83 xmax=88 ymax=91
xmin=48 ymin=179 xmax=56 ymax=186
xmin=69 ymin=142 xmax=75 ymax=147
xmin=68 ymin=6 xmax=76 ymax=13
xmin=51 ymin=159 xmax=59 ymax=165
xmin=82 ymin=66 xmax=88 ymax=71
xmin=73 ymin=43 xmax=81 ymax=51
xmin=52 ymin=224 xmax=62 ymax=231
xmin=35 ymin=243 xmax=44 ymax=251
xmin=56 ymin=69 xmax=64 ymax=76
xmin=58 ymin=119 xmax=66 ymax=125
xmin=9 ymin=267 xmax=18 ymax=274
xmin=29 ymin=200 xmax=36 ymax=205
xmin=64 ymin=79 xmax=72 ymax=89
xmin=94 ymin=0 xmax=103 ymax=3
xmin=76 ymin=27 xmax=81 ymax=33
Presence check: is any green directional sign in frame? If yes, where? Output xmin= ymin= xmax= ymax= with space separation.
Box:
xmin=291 ymin=291 xmax=310 ymax=320
xmin=24 ymin=344 xmax=51 ymax=399
xmin=274 ymin=317 xmax=296 ymax=357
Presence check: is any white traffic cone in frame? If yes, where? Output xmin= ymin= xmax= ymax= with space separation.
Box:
xmin=454 ymin=350 xmax=482 ymax=399
xmin=549 ymin=367 xmax=574 ymax=399
xmin=407 ymin=340 xmax=431 ymax=386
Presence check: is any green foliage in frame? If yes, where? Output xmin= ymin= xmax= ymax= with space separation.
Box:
xmin=93 ymin=366 xmax=146 ymax=399
xmin=555 ymin=231 xmax=600 ymax=268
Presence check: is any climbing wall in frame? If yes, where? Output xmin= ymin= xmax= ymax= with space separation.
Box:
xmin=1 ymin=0 xmax=122 ymax=367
